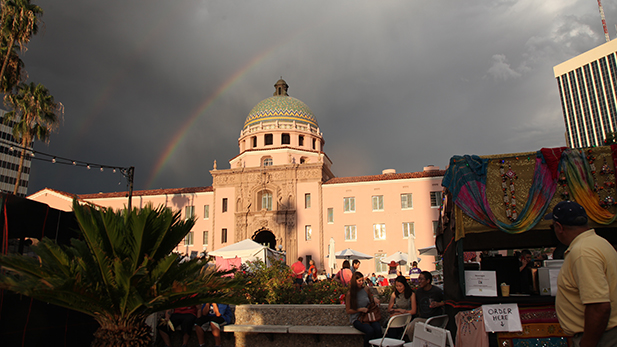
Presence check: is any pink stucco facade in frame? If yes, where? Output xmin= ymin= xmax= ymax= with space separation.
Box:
xmin=28 ymin=79 xmax=444 ymax=275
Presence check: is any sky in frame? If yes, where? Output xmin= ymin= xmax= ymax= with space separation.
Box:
xmin=12 ymin=0 xmax=617 ymax=195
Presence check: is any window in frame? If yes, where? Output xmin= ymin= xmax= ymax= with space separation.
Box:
xmin=375 ymin=253 xmax=387 ymax=273
xmin=282 ymin=133 xmax=290 ymax=144
xmin=222 ymin=198 xmax=228 ymax=213
xmin=221 ymin=228 xmax=228 ymax=243
xmin=327 ymin=208 xmax=334 ymax=223
xmin=265 ymin=134 xmax=273 ymax=145
xmin=263 ymin=157 xmax=273 ymax=166
xmin=403 ymin=222 xmax=414 ymax=238
xmin=401 ymin=193 xmax=413 ymax=209
xmin=430 ymin=191 xmax=443 ymax=207
xmin=344 ymin=197 xmax=355 ymax=212
xmin=373 ymin=223 xmax=386 ymax=240
xmin=299 ymin=135 xmax=304 ymax=146
xmin=345 ymin=225 xmax=357 ymax=241
xmin=372 ymin=195 xmax=384 ymax=211
xmin=312 ymin=138 xmax=316 ymax=149
xmin=203 ymin=231 xmax=208 ymax=247
xmin=204 ymin=205 xmax=209 ymax=219
xmin=305 ymin=225 xmax=312 ymax=241
xmin=184 ymin=231 xmax=194 ymax=246
xmin=260 ymin=191 xmax=272 ymax=211
xmin=305 ymin=193 xmax=311 ymax=208
xmin=433 ymin=221 xmax=439 ymax=236
xmin=252 ymin=136 xmax=257 ymax=148
xmin=185 ymin=205 xmax=195 ymax=219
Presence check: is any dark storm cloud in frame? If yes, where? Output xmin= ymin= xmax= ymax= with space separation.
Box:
xmin=14 ymin=0 xmax=617 ymax=195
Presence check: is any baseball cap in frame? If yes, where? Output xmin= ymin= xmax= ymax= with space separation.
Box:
xmin=544 ymin=201 xmax=588 ymax=226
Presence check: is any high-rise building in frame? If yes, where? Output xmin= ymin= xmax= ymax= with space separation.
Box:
xmin=0 ymin=109 xmax=32 ymax=197
xmin=554 ymin=39 xmax=617 ymax=148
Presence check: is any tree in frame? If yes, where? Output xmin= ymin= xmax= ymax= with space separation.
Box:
xmin=3 ymin=82 xmax=63 ymax=195
xmin=0 ymin=202 xmax=243 ymax=347
xmin=0 ymin=0 xmax=42 ymax=84
xmin=0 ymin=36 xmax=26 ymax=92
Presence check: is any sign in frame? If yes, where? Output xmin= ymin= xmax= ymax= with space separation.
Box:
xmin=465 ymin=271 xmax=497 ymax=297
xmin=482 ymin=303 xmax=523 ymax=332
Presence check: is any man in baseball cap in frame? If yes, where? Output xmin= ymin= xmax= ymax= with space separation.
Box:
xmin=545 ymin=200 xmax=617 ymax=346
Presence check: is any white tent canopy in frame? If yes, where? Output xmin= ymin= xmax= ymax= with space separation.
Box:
xmin=208 ymin=239 xmax=283 ymax=263
xmin=380 ymin=251 xmax=408 ymax=265
xmin=327 ymin=248 xmax=373 ymax=260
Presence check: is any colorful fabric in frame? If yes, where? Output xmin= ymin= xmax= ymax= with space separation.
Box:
xmin=560 ymin=149 xmax=617 ymax=225
xmin=498 ymin=323 xmax=571 ymax=347
xmin=442 ymin=152 xmax=557 ymax=235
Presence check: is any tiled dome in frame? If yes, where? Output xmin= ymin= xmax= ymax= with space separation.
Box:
xmin=243 ymin=79 xmax=318 ymax=130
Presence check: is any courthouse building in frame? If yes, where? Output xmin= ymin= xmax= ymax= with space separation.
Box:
xmin=29 ymin=79 xmax=444 ymax=274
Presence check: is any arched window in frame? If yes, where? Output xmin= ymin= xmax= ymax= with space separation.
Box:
xmin=259 ymin=191 xmax=272 ymax=211
xmin=263 ymin=157 xmax=273 ymax=166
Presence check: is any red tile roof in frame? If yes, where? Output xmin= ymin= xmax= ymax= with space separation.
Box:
xmin=324 ymin=170 xmax=445 ymax=184
xmin=79 ymin=186 xmax=213 ymax=200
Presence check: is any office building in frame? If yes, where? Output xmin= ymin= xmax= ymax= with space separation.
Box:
xmin=0 ymin=109 xmax=32 ymax=197
xmin=554 ymin=39 xmax=617 ymax=148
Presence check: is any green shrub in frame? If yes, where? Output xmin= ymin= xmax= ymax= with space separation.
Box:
xmin=232 ymin=257 xmax=347 ymax=304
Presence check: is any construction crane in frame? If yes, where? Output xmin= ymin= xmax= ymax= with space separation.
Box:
xmin=597 ymin=0 xmax=610 ymax=42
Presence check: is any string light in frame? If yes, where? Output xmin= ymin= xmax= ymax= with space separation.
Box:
xmin=0 ymin=138 xmax=131 ymax=178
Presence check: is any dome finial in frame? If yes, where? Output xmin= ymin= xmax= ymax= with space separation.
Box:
xmin=274 ymin=78 xmax=289 ymax=96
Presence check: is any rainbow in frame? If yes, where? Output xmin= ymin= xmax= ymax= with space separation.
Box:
xmin=145 ymin=17 xmax=331 ymax=189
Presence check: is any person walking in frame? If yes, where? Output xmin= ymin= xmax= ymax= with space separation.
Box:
xmin=546 ymin=201 xmax=617 ymax=347
xmin=291 ymin=257 xmax=306 ymax=288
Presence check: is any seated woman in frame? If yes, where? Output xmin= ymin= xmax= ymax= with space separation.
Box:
xmin=195 ymin=303 xmax=233 ymax=347
xmin=157 ymin=305 xmax=199 ymax=347
xmin=387 ymin=276 xmax=417 ymax=338
xmin=345 ymin=271 xmax=382 ymax=347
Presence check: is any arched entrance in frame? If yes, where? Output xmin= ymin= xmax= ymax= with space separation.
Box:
xmin=252 ymin=228 xmax=276 ymax=250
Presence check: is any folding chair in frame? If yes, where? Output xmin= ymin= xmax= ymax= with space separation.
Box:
xmin=425 ymin=314 xmax=449 ymax=329
xmin=368 ymin=313 xmax=412 ymax=347
xmin=403 ymin=322 xmax=454 ymax=347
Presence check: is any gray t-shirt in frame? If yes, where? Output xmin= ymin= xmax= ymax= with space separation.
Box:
xmin=349 ymin=288 xmax=371 ymax=324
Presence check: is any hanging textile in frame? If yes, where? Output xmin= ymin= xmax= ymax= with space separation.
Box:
xmin=560 ymin=148 xmax=617 ymax=225
xmin=443 ymin=151 xmax=557 ymax=235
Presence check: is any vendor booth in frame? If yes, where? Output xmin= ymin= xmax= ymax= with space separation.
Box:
xmin=438 ymin=146 xmax=617 ymax=346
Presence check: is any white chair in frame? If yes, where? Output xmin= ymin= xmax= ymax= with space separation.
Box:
xmin=368 ymin=313 xmax=412 ymax=347
xmin=425 ymin=314 xmax=449 ymax=329
xmin=403 ymin=322 xmax=454 ymax=347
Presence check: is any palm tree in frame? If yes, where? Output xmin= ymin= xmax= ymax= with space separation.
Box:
xmin=0 ymin=0 xmax=42 ymax=84
xmin=0 ymin=202 xmax=243 ymax=347
xmin=3 ymin=82 xmax=63 ymax=195
xmin=0 ymin=36 xmax=26 ymax=92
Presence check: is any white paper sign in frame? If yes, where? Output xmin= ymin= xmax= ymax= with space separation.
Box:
xmin=464 ymin=271 xmax=497 ymax=297
xmin=482 ymin=303 xmax=523 ymax=332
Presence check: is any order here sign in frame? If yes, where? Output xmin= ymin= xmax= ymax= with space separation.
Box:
xmin=481 ymin=303 xmax=522 ymax=332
